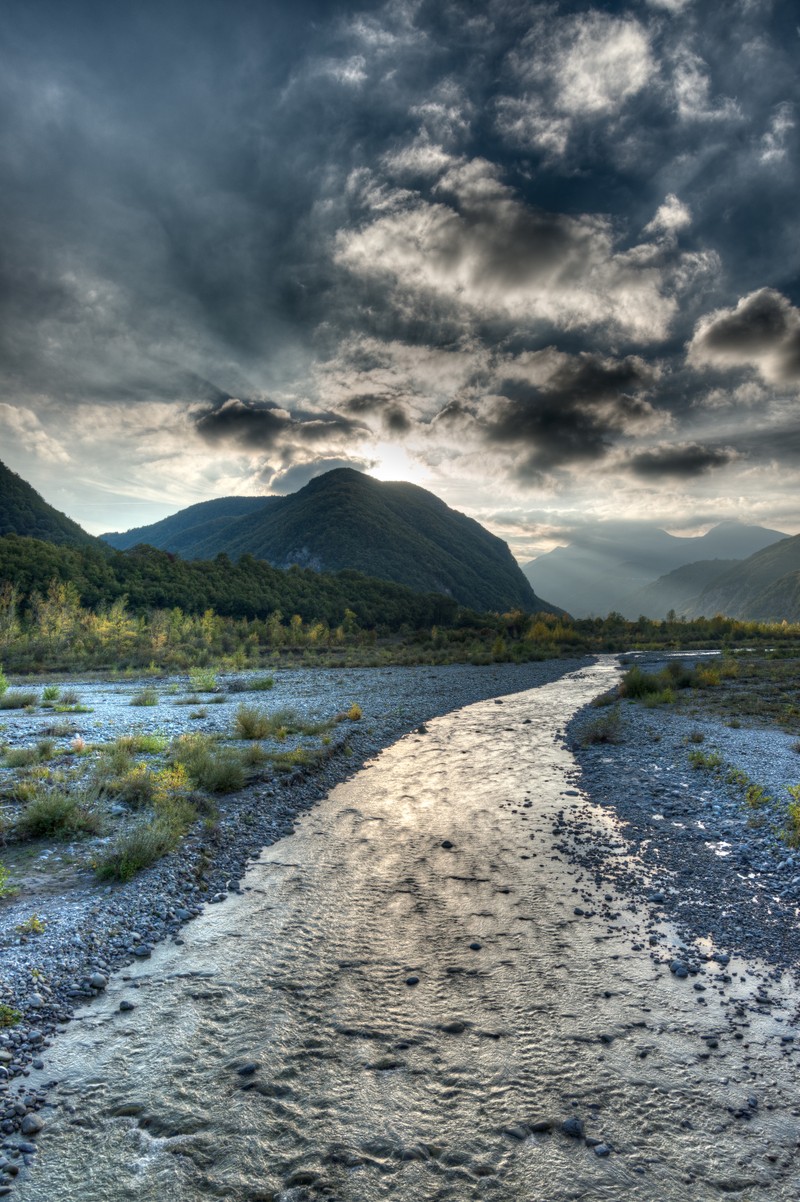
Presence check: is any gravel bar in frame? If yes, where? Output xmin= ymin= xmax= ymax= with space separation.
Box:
xmin=567 ymin=657 xmax=800 ymax=979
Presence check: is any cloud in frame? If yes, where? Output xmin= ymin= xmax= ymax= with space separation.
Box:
xmin=267 ymin=456 xmax=375 ymax=495
xmin=194 ymin=397 xmax=366 ymax=449
xmin=0 ymin=402 xmax=70 ymax=463
xmin=478 ymin=351 xmax=661 ymax=476
xmin=497 ymin=11 xmax=654 ymax=158
xmin=628 ymin=441 xmax=738 ymax=478
xmin=643 ymin=193 xmax=692 ymax=237
xmin=688 ymin=288 xmax=800 ymax=384
xmin=336 ymin=159 xmax=689 ymax=341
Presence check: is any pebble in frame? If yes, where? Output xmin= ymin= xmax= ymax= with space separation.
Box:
xmin=405 ymin=976 xmax=420 ymax=987
xmin=20 ymin=1115 xmax=43 ymax=1137
xmin=561 ymin=1117 xmax=584 ymax=1139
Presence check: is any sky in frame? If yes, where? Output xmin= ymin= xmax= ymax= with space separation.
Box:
xmin=1 ymin=0 xmax=799 ymax=560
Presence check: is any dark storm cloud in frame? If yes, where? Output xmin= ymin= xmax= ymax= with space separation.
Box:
xmin=194 ymin=398 xmax=365 ymax=449
xmin=628 ymin=443 xmax=737 ymax=479
xmin=481 ymin=354 xmax=658 ymax=472
xmin=688 ymin=289 xmax=800 ymax=384
xmin=345 ymin=393 xmax=412 ymax=432
xmin=3 ymin=0 xmax=800 ymax=526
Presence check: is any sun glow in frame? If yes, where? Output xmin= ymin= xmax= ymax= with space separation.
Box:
xmin=366 ymin=442 xmax=432 ymax=487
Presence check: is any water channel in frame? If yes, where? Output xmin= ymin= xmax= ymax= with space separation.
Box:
xmin=16 ymin=661 xmax=800 ymax=1200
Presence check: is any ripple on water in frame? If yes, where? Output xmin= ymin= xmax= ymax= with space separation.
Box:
xmin=15 ymin=661 xmax=800 ymax=1201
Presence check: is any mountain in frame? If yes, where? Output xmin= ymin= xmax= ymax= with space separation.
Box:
xmin=0 ymin=458 xmax=95 ymax=548
xmin=686 ymin=536 xmax=800 ymax=621
xmin=103 ymin=468 xmax=551 ymax=613
xmin=628 ymin=560 xmax=741 ymax=619
xmin=102 ymin=495 xmax=276 ymax=555
xmin=522 ymin=520 xmax=787 ymax=617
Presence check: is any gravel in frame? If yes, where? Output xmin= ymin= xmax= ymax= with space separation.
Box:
xmin=567 ymin=657 xmax=800 ymax=976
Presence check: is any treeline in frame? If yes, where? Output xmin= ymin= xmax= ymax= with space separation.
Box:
xmin=1 ymin=535 xmax=800 ymax=673
xmin=0 ymin=535 xmax=461 ymax=628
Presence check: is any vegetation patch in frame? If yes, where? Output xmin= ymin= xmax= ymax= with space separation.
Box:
xmin=16 ymin=787 xmax=102 ymax=840
xmin=580 ymin=706 xmax=622 ymax=745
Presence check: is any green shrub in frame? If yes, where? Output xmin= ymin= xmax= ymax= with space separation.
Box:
xmin=0 ymin=691 xmax=38 ymax=710
xmin=234 ymin=705 xmax=275 ymax=740
xmin=189 ymin=668 xmax=218 ymax=693
xmin=16 ymin=788 xmax=102 ymax=839
xmin=688 ymin=730 xmax=705 ymax=744
xmin=95 ymin=818 xmax=180 ymax=882
xmin=5 ymin=747 xmax=39 ymax=769
xmin=0 ymin=863 xmax=16 ymax=898
xmin=130 ymin=688 xmax=158 ymax=707
xmin=687 ymin=749 xmax=722 ymax=770
xmin=111 ymin=764 xmax=159 ymax=808
xmin=641 ymin=687 xmax=676 ymax=707
xmin=0 ymin=1003 xmax=21 ymax=1027
xmin=580 ymin=706 xmax=622 ymax=745
xmin=590 ymin=690 xmax=617 ymax=708
xmin=744 ymin=783 xmax=770 ymax=808
xmin=0 ymin=665 xmax=7 ymax=697
xmin=171 ymin=733 xmax=245 ymax=793
xmin=247 ymin=676 xmax=274 ymax=692
xmin=59 ymin=689 xmax=80 ymax=706
xmin=41 ymin=685 xmax=60 ymax=703
xmin=619 ymin=667 xmax=662 ymax=699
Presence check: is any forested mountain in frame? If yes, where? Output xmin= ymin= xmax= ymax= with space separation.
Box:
xmin=102 ymin=495 xmax=275 ymax=554
xmin=0 ymin=458 xmax=95 ymax=548
xmin=523 ymin=520 xmax=786 ymax=617
xmin=103 ymin=469 xmax=550 ymax=613
xmin=686 ymin=536 xmax=800 ymax=621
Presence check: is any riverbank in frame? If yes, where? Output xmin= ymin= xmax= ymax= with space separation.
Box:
xmin=567 ymin=659 xmax=800 ymax=979
xmin=0 ymin=658 xmax=580 ymax=1171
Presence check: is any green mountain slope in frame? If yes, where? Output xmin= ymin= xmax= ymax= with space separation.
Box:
xmin=0 ymin=459 xmax=94 ymax=548
xmin=102 ymin=495 xmax=275 ymax=555
xmin=103 ymin=469 xmax=551 ymax=613
xmin=687 ymin=536 xmax=800 ymax=620
xmin=629 ymin=559 xmax=741 ymax=619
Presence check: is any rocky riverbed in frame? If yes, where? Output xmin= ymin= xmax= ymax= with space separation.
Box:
xmin=567 ymin=659 xmax=800 ymax=976
xmin=0 ymin=658 xmax=579 ymax=1184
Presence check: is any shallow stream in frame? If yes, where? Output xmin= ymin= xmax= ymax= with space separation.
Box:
xmin=16 ymin=661 xmax=800 ymax=1200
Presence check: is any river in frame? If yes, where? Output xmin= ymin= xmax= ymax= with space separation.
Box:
xmin=15 ymin=661 xmax=800 ymax=1200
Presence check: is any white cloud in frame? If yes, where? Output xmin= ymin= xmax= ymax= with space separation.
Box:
xmin=497 ymin=11 xmax=654 ymax=157
xmin=0 ymin=402 xmax=70 ymax=463
xmin=643 ymin=193 xmax=692 ymax=236
xmin=336 ymin=159 xmax=708 ymax=342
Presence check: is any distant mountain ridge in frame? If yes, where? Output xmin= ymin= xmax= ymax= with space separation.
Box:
xmin=522 ymin=520 xmax=787 ymax=618
xmin=685 ymin=536 xmax=800 ymax=621
xmin=0 ymin=459 xmax=95 ymax=548
xmin=103 ymin=468 xmax=552 ymax=614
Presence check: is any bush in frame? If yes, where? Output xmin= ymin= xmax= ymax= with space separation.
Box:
xmin=0 ymin=863 xmax=16 ymax=898
xmin=130 ymin=688 xmax=158 ymax=707
xmin=234 ymin=705 xmax=272 ymax=740
xmin=0 ymin=691 xmax=38 ymax=710
xmin=171 ymin=733 xmax=245 ymax=793
xmin=0 ymin=1004 xmax=21 ymax=1027
xmin=580 ymin=706 xmax=622 ymax=745
xmin=687 ymin=749 xmax=722 ymax=770
xmin=42 ymin=685 xmax=60 ymax=703
xmin=619 ymin=667 xmax=662 ymax=700
xmin=95 ymin=818 xmax=180 ymax=882
xmin=0 ymin=665 xmax=7 ymax=696
xmin=189 ymin=668 xmax=218 ymax=693
xmin=16 ymin=788 xmax=102 ymax=839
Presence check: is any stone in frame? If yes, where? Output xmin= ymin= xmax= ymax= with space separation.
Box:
xmin=89 ymin=973 xmax=108 ymax=990
xmin=20 ymin=1115 xmax=43 ymax=1137
xmin=670 ymin=960 xmax=689 ymax=979
xmin=119 ymin=1000 xmax=135 ymax=1012
xmin=441 ymin=840 xmax=454 ymax=849
xmin=561 ymin=1117 xmax=584 ymax=1138
xmin=405 ymin=976 xmax=420 ymax=987
xmin=593 ymin=1143 xmax=611 ymax=1157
